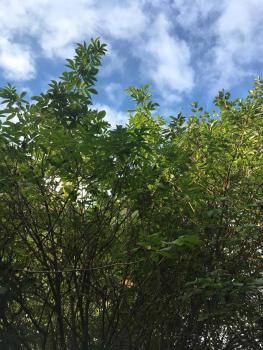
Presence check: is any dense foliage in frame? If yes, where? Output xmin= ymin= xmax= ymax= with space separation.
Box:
xmin=0 ymin=39 xmax=262 ymax=349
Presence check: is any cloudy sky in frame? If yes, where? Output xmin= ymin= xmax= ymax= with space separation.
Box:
xmin=0 ymin=0 xmax=262 ymax=124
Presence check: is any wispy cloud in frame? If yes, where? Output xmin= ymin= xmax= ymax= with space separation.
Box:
xmin=0 ymin=37 xmax=35 ymax=80
xmin=93 ymin=103 xmax=127 ymax=127
xmin=168 ymin=0 xmax=263 ymax=93
xmin=210 ymin=0 xmax=263 ymax=91
xmin=105 ymin=82 xmax=124 ymax=104
xmin=0 ymin=0 xmax=148 ymax=78
xmin=136 ymin=14 xmax=194 ymax=104
xmin=0 ymin=0 xmax=263 ymax=123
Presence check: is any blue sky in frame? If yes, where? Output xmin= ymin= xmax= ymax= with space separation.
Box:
xmin=0 ymin=0 xmax=262 ymax=125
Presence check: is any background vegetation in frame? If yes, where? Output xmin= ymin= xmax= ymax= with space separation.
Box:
xmin=0 ymin=39 xmax=262 ymax=349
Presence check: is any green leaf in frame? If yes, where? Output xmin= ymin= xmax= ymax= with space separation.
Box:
xmin=168 ymin=235 xmax=201 ymax=247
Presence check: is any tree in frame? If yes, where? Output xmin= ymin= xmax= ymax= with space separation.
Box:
xmin=0 ymin=38 xmax=262 ymax=349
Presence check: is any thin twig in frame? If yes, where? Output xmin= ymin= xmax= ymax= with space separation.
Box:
xmin=13 ymin=260 xmax=144 ymax=274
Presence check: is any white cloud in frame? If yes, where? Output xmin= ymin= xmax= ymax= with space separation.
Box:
xmin=0 ymin=0 xmax=195 ymax=102
xmin=0 ymin=0 xmax=194 ymax=103
xmin=0 ymin=0 xmax=148 ymax=58
xmin=105 ymin=82 xmax=124 ymax=103
xmin=0 ymin=37 xmax=35 ymax=80
xmin=101 ymin=2 xmax=148 ymax=40
xmin=17 ymin=85 xmax=32 ymax=97
xmin=137 ymin=14 xmax=194 ymax=104
xmin=93 ymin=103 xmax=127 ymax=126
xmin=165 ymin=0 xmax=263 ymax=94
xmin=0 ymin=0 xmax=148 ymax=80
xmin=209 ymin=0 xmax=263 ymax=91
xmin=172 ymin=0 xmax=221 ymax=30
xmin=0 ymin=0 xmax=262 ymax=106
xmin=99 ymin=43 xmax=126 ymax=78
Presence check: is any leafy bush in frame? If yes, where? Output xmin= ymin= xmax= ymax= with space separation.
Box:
xmin=0 ymin=39 xmax=262 ymax=349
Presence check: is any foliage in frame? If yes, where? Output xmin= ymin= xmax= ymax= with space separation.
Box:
xmin=0 ymin=39 xmax=262 ymax=349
